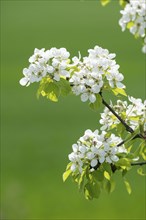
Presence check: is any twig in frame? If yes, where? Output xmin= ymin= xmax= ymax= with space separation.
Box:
xmin=131 ymin=161 xmax=146 ymax=166
xmin=117 ymin=133 xmax=145 ymax=147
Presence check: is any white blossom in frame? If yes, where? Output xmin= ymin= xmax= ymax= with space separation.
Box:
xmin=69 ymin=46 xmax=125 ymax=103
xmin=19 ymin=47 xmax=71 ymax=86
xmin=68 ymin=129 xmax=127 ymax=174
xmin=119 ymin=0 xmax=146 ymax=53
xmin=100 ymin=96 xmax=146 ymax=131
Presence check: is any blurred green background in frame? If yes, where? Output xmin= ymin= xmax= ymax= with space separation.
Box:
xmin=1 ymin=0 xmax=145 ymax=219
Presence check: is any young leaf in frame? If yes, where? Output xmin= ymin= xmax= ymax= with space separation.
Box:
xmin=78 ymin=170 xmax=86 ymax=191
xmin=104 ymin=171 xmax=111 ymax=181
xmin=116 ymin=158 xmax=131 ymax=168
xmin=124 ymin=179 xmax=132 ymax=194
xmin=84 ymin=183 xmax=92 ymax=200
xmin=63 ymin=169 xmax=72 ymax=182
xmin=102 ymin=163 xmax=112 ymax=174
xmin=119 ymin=0 xmax=127 ymax=7
xmin=116 ymin=123 xmax=125 ymax=135
xmin=92 ymin=170 xmax=104 ymax=182
xmin=127 ymin=22 xmax=134 ymax=29
xmin=112 ymin=88 xmax=127 ymax=97
xmin=100 ymin=0 xmax=111 ymax=6
xmin=37 ymin=77 xmax=61 ymax=102
xmin=56 ymin=78 xmax=71 ymax=97
xmin=84 ymin=182 xmax=100 ymax=200
xmin=137 ymin=167 xmax=146 ymax=176
xmin=122 ymin=169 xmax=127 ymax=177
xmin=45 ymin=82 xmax=60 ymax=102
xmin=105 ymin=178 xmax=116 ymax=194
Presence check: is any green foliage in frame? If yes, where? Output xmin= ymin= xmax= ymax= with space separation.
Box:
xmin=63 ymin=162 xmax=72 ymax=182
xmin=100 ymin=0 xmax=111 ymax=6
xmin=92 ymin=169 xmax=104 ymax=182
xmin=119 ymin=0 xmax=127 ymax=7
xmin=137 ymin=167 xmax=146 ymax=176
xmin=100 ymin=0 xmax=128 ymax=7
xmin=37 ymin=77 xmax=71 ymax=102
xmin=127 ymin=22 xmax=134 ymax=29
xmin=63 ymin=169 xmax=72 ymax=182
xmin=84 ymin=182 xmax=101 ymax=200
xmin=104 ymin=177 xmax=116 ymax=194
xmin=89 ymin=94 xmax=102 ymax=111
xmin=104 ymin=171 xmax=111 ymax=180
xmin=124 ymin=179 xmax=132 ymax=194
xmin=116 ymin=123 xmax=125 ymax=136
xmin=112 ymin=88 xmax=127 ymax=97
xmin=56 ymin=78 xmax=71 ymax=97
xmin=140 ymin=141 xmax=146 ymax=160
xmin=63 ymin=158 xmax=139 ymax=200
xmin=115 ymin=158 xmax=131 ymax=169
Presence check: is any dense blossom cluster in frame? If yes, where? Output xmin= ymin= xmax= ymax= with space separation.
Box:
xmin=68 ymin=129 xmax=127 ymax=174
xmin=20 ymin=46 xmax=126 ymax=104
xmin=100 ymin=96 xmax=146 ymax=131
xmin=119 ymin=0 xmax=146 ymax=53
xmin=69 ymin=46 xmax=125 ymax=103
xmin=19 ymin=48 xmax=70 ymax=86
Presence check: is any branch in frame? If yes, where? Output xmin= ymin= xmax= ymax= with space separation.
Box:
xmin=117 ymin=133 xmax=145 ymax=147
xmin=131 ymin=161 xmax=146 ymax=166
xmin=99 ymin=93 xmax=134 ymax=133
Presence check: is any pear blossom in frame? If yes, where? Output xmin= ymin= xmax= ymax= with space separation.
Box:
xmin=68 ymin=129 xmax=127 ymax=174
xmin=69 ymin=46 xmax=125 ymax=103
xmin=119 ymin=0 xmax=146 ymax=53
xmin=100 ymin=96 xmax=146 ymax=131
xmin=19 ymin=47 xmax=71 ymax=86
xmin=19 ymin=63 xmax=47 ymax=87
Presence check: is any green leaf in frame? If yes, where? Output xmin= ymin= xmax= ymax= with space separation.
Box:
xmin=137 ymin=167 xmax=146 ymax=176
xmin=45 ymin=82 xmax=60 ymax=102
xmin=84 ymin=182 xmax=100 ymax=200
xmin=104 ymin=171 xmax=111 ymax=181
xmin=112 ymin=88 xmax=127 ymax=97
xmin=139 ymin=122 xmax=145 ymax=135
xmin=92 ymin=170 xmax=104 ymax=182
xmin=127 ymin=21 xmax=134 ymax=29
xmin=124 ymin=179 xmax=132 ymax=194
xmin=37 ymin=77 xmax=61 ymax=102
xmin=116 ymin=123 xmax=125 ymax=135
xmin=141 ymin=152 xmax=146 ymax=160
xmin=116 ymin=158 xmax=131 ymax=168
xmin=124 ymin=128 xmax=142 ymax=150
xmin=78 ymin=170 xmax=86 ymax=191
xmin=56 ymin=78 xmax=71 ymax=97
xmin=100 ymin=0 xmax=111 ymax=6
xmin=129 ymin=116 xmax=139 ymax=121
xmin=89 ymin=94 xmax=102 ymax=111
xmin=119 ymin=0 xmax=127 ymax=7
xmin=105 ymin=178 xmax=116 ymax=194
xmin=122 ymin=169 xmax=127 ymax=177
xmin=102 ymin=163 xmax=112 ymax=174
xmin=63 ymin=169 xmax=72 ymax=182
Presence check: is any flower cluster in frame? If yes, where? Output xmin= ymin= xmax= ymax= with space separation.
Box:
xmin=119 ymin=0 xmax=146 ymax=53
xmin=19 ymin=46 xmax=126 ymax=104
xmin=69 ymin=46 xmax=125 ymax=103
xmin=100 ymin=96 xmax=146 ymax=131
xmin=19 ymin=48 xmax=70 ymax=86
xmin=68 ymin=129 xmax=127 ymax=174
